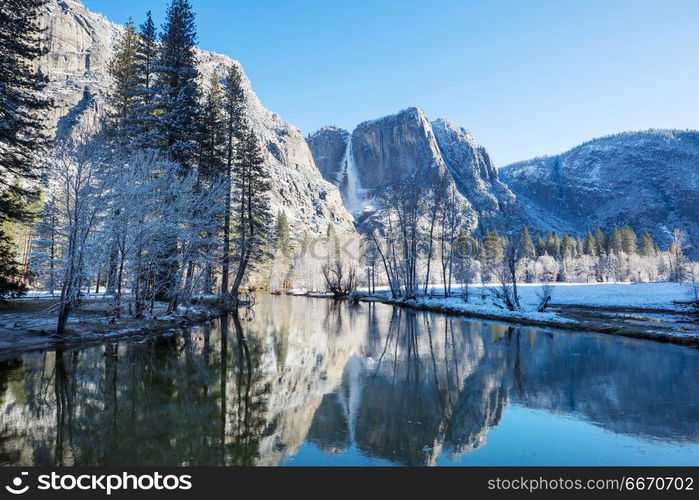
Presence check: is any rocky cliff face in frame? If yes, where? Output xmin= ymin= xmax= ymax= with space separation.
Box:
xmin=308 ymin=108 xmax=518 ymax=233
xmin=305 ymin=126 xmax=349 ymax=186
xmin=350 ymin=108 xmax=445 ymax=190
xmin=431 ymin=119 xmax=517 ymax=223
xmin=500 ymin=130 xmax=699 ymax=249
xmin=38 ymin=0 xmax=354 ymax=236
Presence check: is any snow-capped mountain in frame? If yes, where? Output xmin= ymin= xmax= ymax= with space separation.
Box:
xmin=39 ymin=0 xmax=354 ymax=236
xmin=307 ymin=108 xmax=519 ymax=232
xmin=500 ymin=130 xmax=699 ymax=249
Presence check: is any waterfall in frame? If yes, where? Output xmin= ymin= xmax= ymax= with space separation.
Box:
xmin=337 ymin=356 xmax=364 ymax=444
xmin=341 ymin=136 xmax=363 ymax=216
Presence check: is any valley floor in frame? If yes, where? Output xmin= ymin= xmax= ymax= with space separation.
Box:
xmin=351 ymin=282 xmax=699 ymax=346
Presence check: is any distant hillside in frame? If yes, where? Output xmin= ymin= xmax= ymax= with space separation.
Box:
xmin=500 ymin=130 xmax=699 ymax=250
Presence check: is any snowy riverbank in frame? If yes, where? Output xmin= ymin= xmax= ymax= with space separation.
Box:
xmin=341 ymin=282 xmax=699 ymax=345
xmin=0 ymin=295 xmax=224 ymax=354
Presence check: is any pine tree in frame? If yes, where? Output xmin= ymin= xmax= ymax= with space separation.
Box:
xmin=553 ymin=233 xmax=561 ymax=258
xmin=584 ymin=231 xmax=597 ymax=256
xmin=128 ymin=11 xmax=159 ymax=146
xmin=154 ymin=0 xmax=201 ymax=169
xmin=108 ymin=19 xmax=139 ymax=131
xmin=197 ymin=76 xmax=226 ymax=180
xmin=0 ymin=231 xmax=26 ymax=298
xmin=609 ymin=227 xmax=623 ymax=254
xmin=148 ymin=0 xmax=202 ymax=301
xmin=0 ymin=0 xmax=50 ymax=223
xmin=227 ymin=122 xmax=271 ymax=304
xmin=535 ymin=234 xmax=546 ymax=257
xmin=620 ymin=226 xmax=637 ymax=254
xmin=104 ymin=21 xmax=141 ymax=296
xmin=192 ymin=77 xmax=226 ymax=296
xmin=639 ymin=230 xmax=656 ymax=257
xmin=521 ymin=226 xmax=534 ymax=258
xmin=561 ymin=232 xmax=575 ymax=258
xmin=545 ymin=232 xmax=559 ymax=257
xmin=274 ymin=210 xmax=291 ymax=258
xmin=0 ymin=0 xmax=50 ymax=294
xmin=220 ymin=64 xmax=246 ymax=299
xmin=482 ymin=229 xmax=503 ymax=261
xmin=594 ymin=227 xmax=607 ymax=256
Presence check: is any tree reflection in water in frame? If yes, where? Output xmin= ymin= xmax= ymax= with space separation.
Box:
xmin=0 ymin=295 xmax=697 ymax=466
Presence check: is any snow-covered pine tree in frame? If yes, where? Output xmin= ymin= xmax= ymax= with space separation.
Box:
xmin=147 ymin=0 xmax=203 ymax=301
xmin=153 ymin=0 xmax=201 ymax=169
xmin=535 ymin=234 xmax=546 ymax=257
xmin=594 ymin=227 xmax=607 ymax=256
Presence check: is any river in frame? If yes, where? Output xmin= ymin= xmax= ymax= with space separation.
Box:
xmin=0 ymin=295 xmax=697 ymax=466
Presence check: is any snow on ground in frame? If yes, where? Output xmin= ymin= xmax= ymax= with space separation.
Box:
xmin=365 ymin=282 xmax=696 ymax=311
xmin=514 ymin=282 xmax=694 ymax=309
xmin=400 ymin=295 xmax=575 ymax=325
xmin=354 ymin=282 xmax=698 ymax=343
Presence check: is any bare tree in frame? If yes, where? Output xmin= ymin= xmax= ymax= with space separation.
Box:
xmin=370 ymin=224 xmax=401 ymax=298
xmin=438 ymin=185 xmax=463 ymax=297
xmin=322 ymin=260 xmax=356 ymax=298
xmin=668 ymin=228 xmax=688 ymax=283
xmin=50 ymin=139 xmax=108 ymax=334
xmin=487 ymin=234 xmax=523 ymax=311
xmin=536 ymin=281 xmax=554 ymax=312
xmin=689 ymin=262 xmax=699 ymax=314
xmin=374 ymin=173 xmax=425 ymax=299
xmin=321 ymin=227 xmax=360 ymax=298
xmin=423 ymin=172 xmax=448 ymax=294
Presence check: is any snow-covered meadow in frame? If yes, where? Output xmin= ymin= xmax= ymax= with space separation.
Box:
xmin=342 ymin=281 xmax=699 ymax=344
xmin=364 ymin=281 xmax=695 ymax=309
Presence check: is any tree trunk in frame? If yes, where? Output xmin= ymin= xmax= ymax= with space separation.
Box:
xmin=221 ymin=163 xmax=232 ymax=300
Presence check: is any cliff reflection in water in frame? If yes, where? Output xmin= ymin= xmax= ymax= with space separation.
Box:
xmin=0 ymin=296 xmax=697 ymax=466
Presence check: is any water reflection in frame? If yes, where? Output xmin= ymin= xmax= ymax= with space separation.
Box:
xmin=0 ymin=295 xmax=697 ymax=466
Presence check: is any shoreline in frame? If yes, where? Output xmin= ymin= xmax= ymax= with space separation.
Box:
xmin=1 ymin=286 xmax=697 ymax=356
xmin=293 ymin=289 xmax=699 ymax=347
xmin=370 ymin=296 xmax=699 ymax=346
xmin=0 ymin=297 xmax=245 ymax=356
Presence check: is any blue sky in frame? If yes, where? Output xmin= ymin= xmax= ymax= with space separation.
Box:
xmin=83 ymin=0 xmax=699 ymax=166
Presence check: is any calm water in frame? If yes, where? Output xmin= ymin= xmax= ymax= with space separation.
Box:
xmin=0 ymin=295 xmax=697 ymax=466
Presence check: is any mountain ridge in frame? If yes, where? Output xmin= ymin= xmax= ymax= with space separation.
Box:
xmin=500 ymin=129 xmax=699 ymax=249
xmin=307 ymin=107 xmax=520 ymax=234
